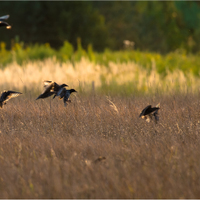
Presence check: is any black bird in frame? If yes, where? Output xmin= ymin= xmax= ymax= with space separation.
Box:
xmin=0 ymin=90 xmax=22 ymax=108
xmin=57 ymin=88 xmax=77 ymax=106
xmin=139 ymin=104 xmax=160 ymax=123
xmin=36 ymin=80 xmax=68 ymax=100
xmin=0 ymin=15 xmax=11 ymax=29
xmin=44 ymin=80 xmax=68 ymax=99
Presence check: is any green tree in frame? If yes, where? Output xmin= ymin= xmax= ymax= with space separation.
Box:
xmin=0 ymin=1 xmax=109 ymax=51
xmin=1 ymin=1 xmax=200 ymax=53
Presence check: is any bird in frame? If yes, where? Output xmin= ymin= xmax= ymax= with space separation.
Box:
xmin=36 ymin=80 xmax=68 ymax=100
xmin=44 ymin=80 xmax=68 ymax=99
xmin=0 ymin=90 xmax=22 ymax=108
xmin=139 ymin=103 xmax=160 ymax=123
xmin=0 ymin=15 xmax=11 ymax=29
xmin=57 ymin=88 xmax=77 ymax=106
xmin=94 ymin=156 xmax=106 ymax=164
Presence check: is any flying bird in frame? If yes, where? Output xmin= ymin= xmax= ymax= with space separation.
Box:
xmin=57 ymin=88 xmax=77 ymax=106
xmin=36 ymin=80 xmax=68 ymax=100
xmin=0 ymin=90 xmax=22 ymax=108
xmin=139 ymin=103 xmax=160 ymax=123
xmin=0 ymin=15 xmax=11 ymax=29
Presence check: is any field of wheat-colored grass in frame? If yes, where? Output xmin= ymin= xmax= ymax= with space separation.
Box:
xmin=0 ymin=59 xmax=200 ymax=198
xmin=0 ymin=92 xmax=200 ymax=198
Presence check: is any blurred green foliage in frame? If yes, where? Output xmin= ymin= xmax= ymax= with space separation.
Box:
xmin=1 ymin=40 xmax=200 ymax=78
xmin=58 ymin=41 xmax=74 ymax=62
xmin=0 ymin=42 xmax=12 ymax=67
xmin=1 ymin=2 xmax=200 ymax=53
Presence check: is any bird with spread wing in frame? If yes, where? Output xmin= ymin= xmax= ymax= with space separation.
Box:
xmin=0 ymin=15 xmax=11 ymax=29
xmin=0 ymin=90 xmax=22 ymax=108
xmin=36 ymin=80 xmax=68 ymax=100
xmin=56 ymin=88 xmax=77 ymax=107
xmin=139 ymin=103 xmax=160 ymax=123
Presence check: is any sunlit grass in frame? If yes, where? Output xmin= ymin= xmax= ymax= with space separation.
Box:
xmin=0 ymin=57 xmax=199 ymax=97
xmin=0 ymin=93 xmax=199 ymax=198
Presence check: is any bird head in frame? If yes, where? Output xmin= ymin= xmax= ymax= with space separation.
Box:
xmin=70 ymin=89 xmax=77 ymax=93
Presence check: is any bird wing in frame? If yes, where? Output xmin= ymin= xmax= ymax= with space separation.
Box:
xmin=0 ymin=21 xmax=9 ymax=27
xmin=52 ymin=82 xmax=60 ymax=91
xmin=43 ymin=81 xmax=60 ymax=92
xmin=43 ymin=80 xmax=53 ymax=88
xmin=3 ymin=91 xmax=22 ymax=102
xmin=36 ymin=91 xmax=54 ymax=100
xmin=150 ymin=107 xmax=160 ymax=113
xmin=42 ymin=81 xmax=55 ymax=93
xmin=0 ymin=15 xmax=9 ymax=21
xmin=139 ymin=105 xmax=152 ymax=117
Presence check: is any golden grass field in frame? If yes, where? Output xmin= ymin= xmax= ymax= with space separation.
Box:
xmin=0 ymin=57 xmax=200 ymax=95
xmin=0 ymin=59 xmax=200 ymax=198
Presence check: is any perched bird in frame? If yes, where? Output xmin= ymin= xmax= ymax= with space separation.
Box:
xmin=0 ymin=15 xmax=11 ymax=29
xmin=36 ymin=80 xmax=68 ymax=100
xmin=139 ymin=103 xmax=160 ymax=123
xmin=57 ymin=88 xmax=77 ymax=106
xmin=0 ymin=90 xmax=22 ymax=108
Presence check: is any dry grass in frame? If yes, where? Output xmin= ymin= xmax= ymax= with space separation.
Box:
xmin=0 ymin=92 xmax=200 ymax=198
xmin=0 ymin=58 xmax=200 ymax=198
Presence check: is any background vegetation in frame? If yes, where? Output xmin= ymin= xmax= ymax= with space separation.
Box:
xmin=1 ymin=1 xmax=200 ymax=198
xmin=0 ymin=44 xmax=200 ymax=98
xmin=1 ymin=1 xmax=200 ymax=53
xmin=0 ymin=40 xmax=200 ymax=97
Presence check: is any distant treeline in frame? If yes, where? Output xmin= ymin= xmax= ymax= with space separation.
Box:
xmin=0 ymin=1 xmax=200 ymax=53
